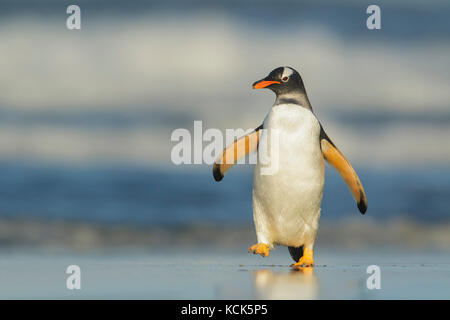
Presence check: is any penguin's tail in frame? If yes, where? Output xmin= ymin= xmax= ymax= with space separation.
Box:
xmin=288 ymin=246 xmax=304 ymax=263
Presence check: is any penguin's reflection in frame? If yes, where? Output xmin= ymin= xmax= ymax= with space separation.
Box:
xmin=252 ymin=267 xmax=319 ymax=300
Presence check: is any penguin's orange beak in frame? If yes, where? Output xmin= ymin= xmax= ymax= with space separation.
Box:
xmin=252 ymin=80 xmax=280 ymax=89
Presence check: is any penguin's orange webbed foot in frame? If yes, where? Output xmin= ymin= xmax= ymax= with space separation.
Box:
xmin=248 ymin=243 xmax=270 ymax=257
xmin=292 ymin=248 xmax=314 ymax=268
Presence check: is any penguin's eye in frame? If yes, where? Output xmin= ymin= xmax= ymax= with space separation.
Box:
xmin=281 ymin=76 xmax=289 ymax=82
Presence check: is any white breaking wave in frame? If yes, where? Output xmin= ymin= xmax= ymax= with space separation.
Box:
xmin=0 ymin=13 xmax=449 ymax=167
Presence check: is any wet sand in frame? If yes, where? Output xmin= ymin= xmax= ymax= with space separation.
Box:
xmin=0 ymin=247 xmax=449 ymax=299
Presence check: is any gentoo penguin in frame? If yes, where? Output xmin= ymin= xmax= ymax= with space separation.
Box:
xmin=213 ymin=67 xmax=367 ymax=267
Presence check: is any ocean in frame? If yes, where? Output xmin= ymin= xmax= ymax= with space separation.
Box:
xmin=0 ymin=162 xmax=448 ymax=226
xmin=0 ymin=0 xmax=449 ymax=236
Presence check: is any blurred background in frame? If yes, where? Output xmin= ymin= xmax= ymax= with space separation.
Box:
xmin=0 ymin=0 xmax=449 ymax=252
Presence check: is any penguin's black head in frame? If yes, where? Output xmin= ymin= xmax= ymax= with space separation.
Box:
xmin=252 ymin=67 xmax=305 ymax=95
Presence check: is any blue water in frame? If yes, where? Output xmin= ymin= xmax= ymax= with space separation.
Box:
xmin=1 ymin=0 xmax=449 ymax=41
xmin=0 ymin=0 xmax=448 ymax=226
xmin=0 ymin=161 xmax=448 ymax=226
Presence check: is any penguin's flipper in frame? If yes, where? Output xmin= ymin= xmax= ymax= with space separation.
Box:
xmin=212 ymin=125 xmax=262 ymax=181
xmin=320 ymin=127 xmax=367 ymax=214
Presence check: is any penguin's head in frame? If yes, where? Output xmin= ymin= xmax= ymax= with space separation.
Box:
xmin=252 ymin=67 xmax=305 ymax=95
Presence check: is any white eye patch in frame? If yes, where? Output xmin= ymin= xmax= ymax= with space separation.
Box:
xmin=281 ymin=67 xmax=294 ymax=79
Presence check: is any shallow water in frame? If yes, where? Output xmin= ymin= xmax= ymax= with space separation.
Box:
xmin=1 ymin=247 xmax=449 ymax=299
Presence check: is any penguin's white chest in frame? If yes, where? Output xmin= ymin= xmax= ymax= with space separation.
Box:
xmin=252 ymin=104 xmax=324 ymax=247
